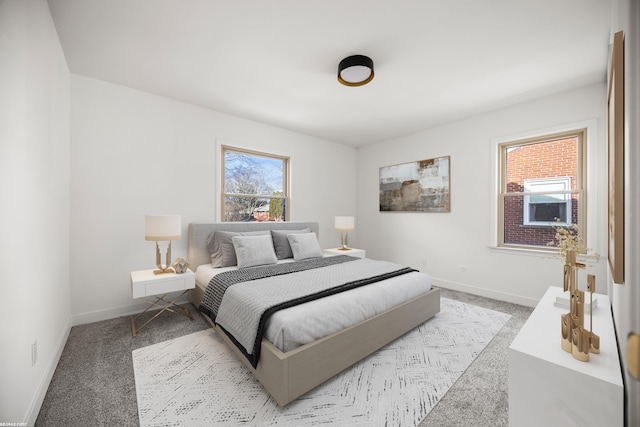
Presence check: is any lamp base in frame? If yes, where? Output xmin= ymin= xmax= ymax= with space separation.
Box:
xmin=153 ymin=267 xmax=175 ymax=275
xmin=338 ymin=232 xmax=352 ymax=251
xmin=153 ymin=240 xmax=175 ymax=274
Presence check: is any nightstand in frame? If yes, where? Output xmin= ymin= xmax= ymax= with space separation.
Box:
xmin=130 ymin=269 xmax=196 ymax=336
xmin=323 ymin=248 xmax=366 ymax=258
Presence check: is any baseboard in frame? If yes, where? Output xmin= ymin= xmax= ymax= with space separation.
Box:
xmin=432 ymin=277 xmax=539 ymax=307
xmin=26 ymin=314 xmax=72 ymax=426
xmin=72 ymin=294 xmax=191 ymax=326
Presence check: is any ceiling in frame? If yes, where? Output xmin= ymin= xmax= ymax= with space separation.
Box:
xmin=47 ymin=0 xmax=612 ymax=147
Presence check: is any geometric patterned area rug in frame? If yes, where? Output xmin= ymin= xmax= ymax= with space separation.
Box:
xmin=133 ymin=298 xmax=510 ymax=427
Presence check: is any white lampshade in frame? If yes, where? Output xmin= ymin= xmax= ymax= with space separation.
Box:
xmin=334 ymin=216 xmax=355 ymax=231
xmin=145 ymin=215 xmax=181 ymax=241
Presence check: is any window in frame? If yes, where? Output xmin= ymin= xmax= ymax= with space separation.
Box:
xmin=523 ymin=177 xmax=572 ymax=226
xmin=498 ymin=129 xmax=586 ymax=249
xmin=221 ymin=146 xmax=289 ymax=222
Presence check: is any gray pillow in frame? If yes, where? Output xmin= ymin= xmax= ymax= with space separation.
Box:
xmin=287 ymin=232 xmax=323 ymax=260
xmin=271 ymin=228 xmax=311 ymax=259
xmin=206 ymin=230 xmax=271 ymax=267
xmin=232 ymin=235 xmax=278 ymax=269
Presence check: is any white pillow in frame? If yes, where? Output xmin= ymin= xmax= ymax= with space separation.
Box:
xmin=207 ymin=230 xmax=271 ymax=267
xmin=232 ymin=235 xmax=278 ymax=269
xmin=270 ymin=228 xmax=311 ymax=259
xmin=287 ymin=232 xmax=323 ymax=260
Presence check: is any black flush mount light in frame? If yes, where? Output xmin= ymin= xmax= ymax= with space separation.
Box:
xmin=337 ymin=55 xmax=374 ymax=87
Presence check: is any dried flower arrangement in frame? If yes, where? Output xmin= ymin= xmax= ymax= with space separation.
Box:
xmin=547 ymin=221 xmax=599 ymax=262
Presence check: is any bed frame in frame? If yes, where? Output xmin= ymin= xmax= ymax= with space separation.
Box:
xmin=188 ymin=221 xmax=440 ymax=406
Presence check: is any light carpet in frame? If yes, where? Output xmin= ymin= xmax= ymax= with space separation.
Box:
xmin=132 ymin=298 xmax=510 ymax=427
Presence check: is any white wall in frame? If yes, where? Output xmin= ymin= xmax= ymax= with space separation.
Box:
xmin=0 ymin=0 xmax=71 ymax=424
xmin=70 ymin=75 xmax=357 ymax=324
xmin=2 ymin=1 xmax=627 ymax=424
xmin=356 ymin=83 xmax=608 ymax=306
xmin=610 ymin=0 xmax=640 ymax=425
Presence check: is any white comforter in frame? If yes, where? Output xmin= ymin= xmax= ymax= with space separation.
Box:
xmin=196 ymin=258 xmax=432 ymax=352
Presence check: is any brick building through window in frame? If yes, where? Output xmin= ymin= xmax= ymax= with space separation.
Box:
xmin=499 ymin=130 xmax=585 ymax=248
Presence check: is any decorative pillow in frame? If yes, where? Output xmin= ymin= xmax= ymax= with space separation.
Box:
xmin=232 ymin=235 xmax=278 ymax=269
xmin=206 ymin=230 xmax=271 ymax=267
xmin=287 ymin=232 xmax=323 ymax=260
xmin=271 ymin=228 xmax=311 ymax=259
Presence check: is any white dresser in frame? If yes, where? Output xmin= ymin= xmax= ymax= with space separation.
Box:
xmin=509 ymin=286 xmax=623 ymax=427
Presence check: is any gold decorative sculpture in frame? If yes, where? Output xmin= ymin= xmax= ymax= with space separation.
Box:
xmin=587 ymin=274 xmax=600 ymax=354
xmin=560 ymin=249 xmax=599 ymax=362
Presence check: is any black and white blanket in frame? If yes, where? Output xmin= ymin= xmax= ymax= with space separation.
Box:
xmin=199 ymin=255 xmax=416 ymax=367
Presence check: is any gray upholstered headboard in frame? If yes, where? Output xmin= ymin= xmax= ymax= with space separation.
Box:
xmin=188 ymin=221 xmax=320 ymax=270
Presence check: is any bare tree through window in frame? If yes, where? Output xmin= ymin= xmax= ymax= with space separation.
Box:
xmin=222 ymin=147 xmax=289 ymax=222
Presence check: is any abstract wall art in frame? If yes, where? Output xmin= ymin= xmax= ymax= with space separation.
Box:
xmin=607 ymin=31 xmax=624 ymax=284
xmin=379 ymin=155 xmax=450 ymax=212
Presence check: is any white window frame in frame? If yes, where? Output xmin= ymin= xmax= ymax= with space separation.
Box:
xmin=218 ymin=143 xmax=290 ymax=222
xmin=489 ymin=119 xmax=597 ymax=254
xmin=523 ymin=177 xmax=572 ymax=226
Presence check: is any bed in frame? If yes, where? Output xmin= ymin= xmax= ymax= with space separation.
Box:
xmin=188 ymin=221 xmax=440 ymax=406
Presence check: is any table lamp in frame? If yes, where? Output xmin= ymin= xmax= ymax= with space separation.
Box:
xmin=334 ymin=216 xmax=355 ymax=250
xmin=145 ymin=214 xmax=181 ymax=274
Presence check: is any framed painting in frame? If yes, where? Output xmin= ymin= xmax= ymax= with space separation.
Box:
xmin=607 ymin=31 xmax=624 ymax=284
xmin=379 ymin=155 xmax=450 ymax=212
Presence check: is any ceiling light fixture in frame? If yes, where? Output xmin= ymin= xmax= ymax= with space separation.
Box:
xmin=337 ymin=55 xmax=374 ymax=87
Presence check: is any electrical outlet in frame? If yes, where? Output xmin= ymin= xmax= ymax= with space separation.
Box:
xmin=32 ymin=340 xmax=37 ymax=367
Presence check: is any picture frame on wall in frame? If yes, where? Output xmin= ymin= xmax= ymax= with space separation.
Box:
xmin=379 ymin=155 xmax=450 ymax=212
xmin=607 ymin=31 xmax=624 ymax=284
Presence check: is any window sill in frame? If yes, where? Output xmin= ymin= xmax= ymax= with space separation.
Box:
xmin=488 ymin=245 xmax=601 ymax=263
xmin=518 ymin=223 xmax=569 ymax=228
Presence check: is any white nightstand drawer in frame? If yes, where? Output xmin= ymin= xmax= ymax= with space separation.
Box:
xmin=131 ymin=269 xmax=195 ymax=298
xmin=146 ymin=277 xmax=187 ymax=295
